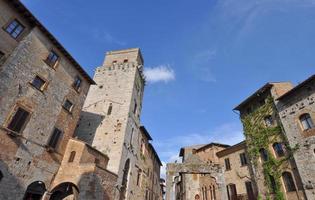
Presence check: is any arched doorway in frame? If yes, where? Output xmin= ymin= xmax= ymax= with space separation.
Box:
xmin=119 ymin=159 xmax=130 ymax=200
xmin=23 ymin=181 xmax=46 ymax=200
xmin=50 ymin=182 xmax=79 ymax=200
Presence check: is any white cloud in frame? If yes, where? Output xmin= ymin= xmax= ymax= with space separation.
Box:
xmin=144 ymin=65 xmax=175 ymax=83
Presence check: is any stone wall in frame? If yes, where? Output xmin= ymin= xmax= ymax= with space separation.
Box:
xmin=277 ymin=77 xmax=315 ymax=200
xmin=0 ymin=1 xmax=92 ymax=198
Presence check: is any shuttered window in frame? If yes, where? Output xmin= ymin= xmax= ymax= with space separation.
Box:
xmin=47 ymin=128 xmax=62 ymax=149
xmin=7 ymin=107 xmax=30 ymax=133
xmin=225 ymin=158 xmax=231 ymax=170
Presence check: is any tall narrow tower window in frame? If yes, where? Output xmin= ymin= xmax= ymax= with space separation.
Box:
xmin=133 ymin=100 xmax=137 ymax=115
xmin=107 ymin=103 xmax=113 ymax=115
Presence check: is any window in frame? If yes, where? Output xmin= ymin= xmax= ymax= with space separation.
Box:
xmin=133 ymin=101 xmax=137 ymax=114
xmin=282 ymin=172 xmax=296 ymax=192
xmin=31 ymin=76 xmax=46 ymax=91
xmin=227 ymin=184 xmax=237 ymax=200
xmin=0 ymin=170 xmax=3 ymax=181
xmin=45 ymin=50 xmax=59 ymax=68
xmin=130 ymin=128 xmax=134 ymax=146
xmin=72 ymin=76 xmax=82 ymax=91
xmin=0 ymin=51 xmax=4 ymax=60
xmin=245 ymin=181 xmax=254 ymax=200
xmin=264 ymin=115 xmax=274 ymax=127
xmin=123 ymin=59 xmax=128 ymax=63
xmin=259 ymin=148 xmax=268 ymax=161
xmin=300 ymin=113 xmax=314 ymax=130
xmin=112 ymin=60 xmax=117 ymax=64
xmin=107 ymin=103 xmax=112 ymax=115
xmin=273 ymin=142 xmax=285 ymax=157
xmin=136 ymin=170 xmax=141 ymax=186
xmin=63 ymin=99 xmax=73 ymax=113
xmin=140 ymin=139 xmax=145 ymax=155
xmin=47 ymin=128 xmax=62 ymax=149
xmin=5 ymin=19 xmax=24 ymax=39
xmin=224 ymin=158 xmax=231 ymax=171
xmin=68 ymin=151 xmax=76 ymax=162
xmin=240 ymin=153 xmax=248 ymax=166
xmin=7 ymin=107 xmax=30 ymax=133
xmin=269 ymin=175 xmax=277 ymax=193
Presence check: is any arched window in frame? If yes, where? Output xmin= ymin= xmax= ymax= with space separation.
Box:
xmin=264 ymin=115 xmax=274 ymax=127
xmin=282 ymin=172 xmax=296 ymax=192
xmin=273 ymin=143 xmax=285 ymax=157
xmin=68 ymin=151 xmax=76 ymax=162
xmin=107 ymin=103 xmax=112 ymax=115
xmin=259 ymin=148 xmax=268 ymax=161
xmin=300 ymin=113 xmax=314 ymax=130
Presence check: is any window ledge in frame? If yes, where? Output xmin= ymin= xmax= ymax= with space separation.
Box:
xmin=0 ymin=126 xmax=21 ymax=137
xmin=43 ymin=59 xmax=57 ymax=70
xmin=28 ymin=82 xmax=45 ymax=94
xmin=62 ymin=106 xmax=73 ymax=115
xmin=302 ymin=128 xmax=315 ymax=138
xmin=71 ymin=85 xmax=81 ymax=94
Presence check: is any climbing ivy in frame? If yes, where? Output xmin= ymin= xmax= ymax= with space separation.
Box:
xmin=241 ymin=96 xmax=297 ymax=200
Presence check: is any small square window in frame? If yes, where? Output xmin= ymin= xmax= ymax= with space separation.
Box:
xmin=31 ymin=76 xmax=46 ymax=91
xmin=63 ymin=99 xmax=73 ymax=113
xmin=45 ymin=50 xmax=59 ymax=68
xmin=72 ymin=76 xmax=82 ymax=91
xmin=5 ymin=19 xmax=24 ymax=39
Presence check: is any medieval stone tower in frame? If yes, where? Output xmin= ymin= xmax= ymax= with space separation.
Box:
xmin=75 ymin=48 xmax=145 ymax=199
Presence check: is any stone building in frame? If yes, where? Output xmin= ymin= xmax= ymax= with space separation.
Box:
xmin=234 ymin=82 xmax=306 ymax=200
xmin=0 ymin=0 xmax=117 ymax=199
xmin=276 ymin=75 xmax=315 ymax=199
xmin=216 ymin=141 xmax=257 ymax=200
xmin=166 ymin=143 xmax=229 ymax=200
xmin=166 ymin=75 xmax=315 ymax=200
xmin=75 ymin=48 xmax=162 ymax=200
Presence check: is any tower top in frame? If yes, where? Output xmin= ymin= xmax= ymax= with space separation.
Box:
xmin=103 ymin=48 xmax=144 ymax=67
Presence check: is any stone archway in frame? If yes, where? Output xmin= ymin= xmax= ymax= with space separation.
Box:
xmin=23 ymin=181 xmax=46 ymax=200
xmin=49 ymin=182 xmax=79 ymax=200
xmin=166 ymin=162 xmax=228 ymax=200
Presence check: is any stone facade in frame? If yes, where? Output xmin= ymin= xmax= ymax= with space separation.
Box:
xmin=75 ymin=48 xmax=162 ymax=200
xmin=0 ymin=0 xmax=117 ymax=199
xmin=166 ymin=144 xmax=229 ymax=200
xmin=234 ymin=82 xmax=306 ymax=200
xmin=276 ymin=75 xmax=315 ymax=199
xmin=216 ymin=141 xmax=257 ymax=200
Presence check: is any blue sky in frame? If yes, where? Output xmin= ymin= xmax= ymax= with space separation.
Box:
xmin=22 ymin=0 xmax=315 ymax=176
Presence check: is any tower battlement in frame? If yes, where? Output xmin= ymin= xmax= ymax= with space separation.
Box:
xmin=103 ymin=48 xmax=144 ymax=67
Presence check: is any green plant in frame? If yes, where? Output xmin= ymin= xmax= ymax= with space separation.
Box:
xmin=241 ymin=97 xmax=297 ymax=200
